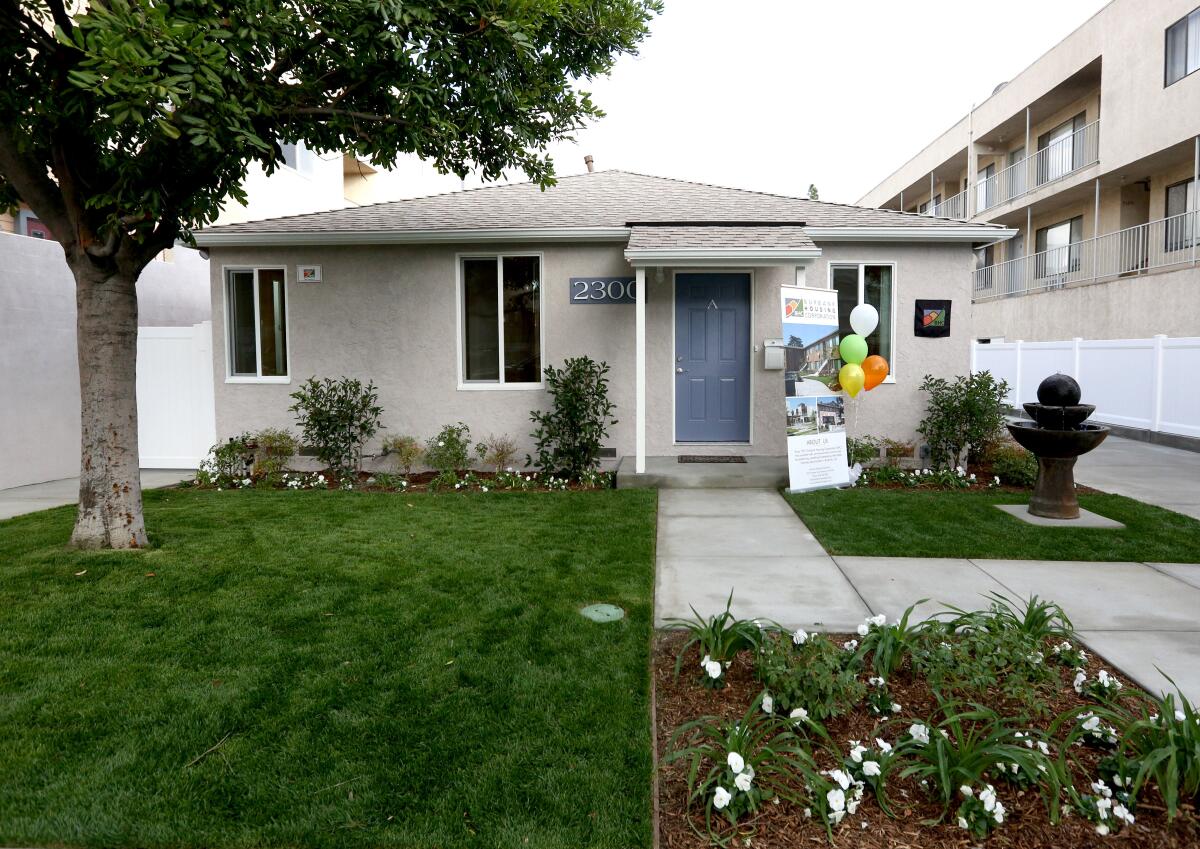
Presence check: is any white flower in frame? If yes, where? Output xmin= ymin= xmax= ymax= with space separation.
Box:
xmin=734 ymin=771 xmax=753 ymax=792
xmin=849 ymin=743 xmax=867 ymax=763
xmin=792 ymin=628 xmax=809 ymax=645
xmin=826 ymin=788 xmax=846 ymax=812
xmin=1175 ymin=709 xmax=1187 ymax=721
xmin=957 ymin=816 xmax=969 ymax=830
xmin=843 ymin=639 xmax=858 ymax=651
xmin=1038 ymin=741 xmax=1050 ymax=755
xmin=705 ymin=660 xmax=723 ymax=680
xmin=868 ymin=613 xmax=886 ymax=627
xmin=908 ymin=723 xmax=930 ymax=745
xmin=862 ymin=760 xmax=880 ymax=777
xmin=828 ymin=769 xmax=852 ymax=790
xmin=761 ymin=693 xmax=774 ymax=714
xmin=829 ymin=809 xmax=845 ymax=825
xmin=713 ymin=786 xmax=731 ymax=809
xmin=868 ymin=676 xmax=886 ymax=687
xmin=980 ymin=784 xmax=997 ymax=812
xmin=875 ymin=737 xmax=892 ymax=753
xmin=994 ymin=475 xmax=1001 ymax=485
xmin=1096 ymin=823 xmax=1110 ymax=836
xmin=856 ymin=623 xmax=869 ymax=636
xmin=1113 ymin=803 xmax=1134 ymax=824
xmin=890 ymin=702 xmax=902 ymax=713
xmin=1082 ymin=715 xmax=1101 ymax=732
xmin=960 ymin=785 xmax=974 ymax=797
xmin=727 ymin=751 xmax=745 ymax=774
xmin=993 ymin=801 xmax=1006 ymax=824
xmin=789 ymin=707 xmax=808 ymax=724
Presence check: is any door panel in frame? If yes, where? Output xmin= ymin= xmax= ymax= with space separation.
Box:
xmin=675 ymin=273 xmax=751 ymax=442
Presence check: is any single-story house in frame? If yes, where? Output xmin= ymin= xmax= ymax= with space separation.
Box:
xmin=192 ymin=170 xmax=1014 ymax=475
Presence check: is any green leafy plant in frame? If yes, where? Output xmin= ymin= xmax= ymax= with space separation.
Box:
xmin=847 ymin=435 xmax=881 ymax=467
xmin=247 ymin=427 xmax=297 ymax=485
xmin=288 ymin=377 xmax=384 ymax=478
xmin=917 ymin=371 xmax=1010 ymax=468
xmin=881 ymin=438 xmax=914 ymax=467
xmin=380 ymin=435 xmax=423 ymax=477
xmin=859 ymin=602 xmax=928 ymax=678
xmin=425 ymin=423 xmax=472 ymax=476
xmin=665 ymin=592 xmax=762 ymax=689
xmin=755 ymin=629 xmax=865 ymax=720
xmin=666 ymin=702 xmax=825 ymax=841
xmin=195 ymin=434 xmax=253 ymax=488
xmin=475 ymin=433 xmax=519 ymax=474
xmin=987 ymin=440 xmax=1038 ymax=487
xmin=911 ymin=621 xmax=1056 ymax=711
xmin=528 ymin=356 xmax=617 ymax=479
xmin=945 ymin=592 xmax=1074 ymax=642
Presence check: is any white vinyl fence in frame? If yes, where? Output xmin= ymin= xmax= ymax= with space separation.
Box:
xmin=136 ymin=322 xmax=216 ymax=467
xmin=972 ymin=335 xmax=1200 ymax=439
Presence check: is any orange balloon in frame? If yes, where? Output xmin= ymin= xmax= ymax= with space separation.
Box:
xmin=862 ymin=355 xmax=890 ymax=390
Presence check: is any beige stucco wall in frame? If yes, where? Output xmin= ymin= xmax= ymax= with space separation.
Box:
xmin=973 ymin=264 xmax=1200 ymax=342
xmin=207 ymin=240 xmax=979 ymax=463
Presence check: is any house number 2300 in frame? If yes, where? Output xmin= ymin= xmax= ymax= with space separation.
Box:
xmin=569 ymin=277 xmax=637 ymax=304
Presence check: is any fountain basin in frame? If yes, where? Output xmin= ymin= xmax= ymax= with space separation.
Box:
xmin=1021 ymin=403 xmax=1096 ymax=431
xmin=1008 ymin=420 xmax=1109 ymax=459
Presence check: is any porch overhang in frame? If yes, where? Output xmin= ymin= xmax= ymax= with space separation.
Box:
xmin=623 ymin=247 xmax=822 ymax=267
xmin=623 ymin=222 xmax=822 ymax=267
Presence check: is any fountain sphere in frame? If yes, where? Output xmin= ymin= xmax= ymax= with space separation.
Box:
xmin=1007 ymin=374 xmax=1109 ymax=520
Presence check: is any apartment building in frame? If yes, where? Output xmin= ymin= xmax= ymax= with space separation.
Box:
xmin=858 ymin=0 xmax=1200 ymax=341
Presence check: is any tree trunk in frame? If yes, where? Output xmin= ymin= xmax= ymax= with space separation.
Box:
xmin=69 ymin=263 xmax=148 ymax=549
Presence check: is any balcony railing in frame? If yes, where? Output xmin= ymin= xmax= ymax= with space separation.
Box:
xmin=975 ymin=120 xmax=1100 ymax=214
xmin=972 ymin=209 xmax=1199 ymax=299
xmin=932 ymin=189 xmax=969 ymax=220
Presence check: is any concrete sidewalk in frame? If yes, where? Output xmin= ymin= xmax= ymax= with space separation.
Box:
xmin=655 ymin=489 xmax=1200 ymax=702
xmin=0 ymin=470 xmax=193 ymax=521
xmin=1075 ymin=434 xmax=1200 ymax=520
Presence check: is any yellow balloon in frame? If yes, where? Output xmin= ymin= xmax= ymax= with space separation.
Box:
xmin=839 ymin=363 xmax=865 ymax=398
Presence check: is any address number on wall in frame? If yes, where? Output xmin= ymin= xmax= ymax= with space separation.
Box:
xmin=569 ymin=277 xmax=637 ymax=304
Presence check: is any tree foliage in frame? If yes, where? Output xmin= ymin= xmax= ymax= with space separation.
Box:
xmin=0 ymin=0 xmax=661 ymax=267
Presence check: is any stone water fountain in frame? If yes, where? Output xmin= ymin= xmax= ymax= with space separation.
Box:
xmin=1006 ymin=373 xmax=1109 ymax=520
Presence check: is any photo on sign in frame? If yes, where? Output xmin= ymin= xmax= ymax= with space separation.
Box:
xmin=780 ymin=288 xmax=840 ymax=397
xmin=786 ymin=395 xmax=845 ymax=437
xmin=297 ymin=264 xmax=322 ymax=283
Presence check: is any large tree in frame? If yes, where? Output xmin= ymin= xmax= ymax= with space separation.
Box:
xmin=0 ymin=0 xmax=659 ymax=548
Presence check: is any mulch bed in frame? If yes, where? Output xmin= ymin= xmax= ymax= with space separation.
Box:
xmin=654 ymin=631 xmax=1198 ymax=849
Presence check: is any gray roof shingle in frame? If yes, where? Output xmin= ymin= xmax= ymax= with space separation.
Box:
xmin=199 ymin=170 xmax=1003 ymax=239
xmin=626 ymin=224 xmax=817 ymax=250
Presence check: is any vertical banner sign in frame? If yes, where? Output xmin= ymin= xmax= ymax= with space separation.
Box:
xmin=780 ymin=287 xmax=850 ymax=492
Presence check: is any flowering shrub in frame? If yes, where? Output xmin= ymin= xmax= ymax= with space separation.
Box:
xmin=380 ymin=434 xmax=423 ymax=476
xmin=288 ymin=376 xmax=384 ymax=476
xmin=1074 ymin=668 xmax=1125 ymax=703
xmin=425 ymin=422 xmax=472 ymax=475
xmin=754 ymin=629 xmax=865 ymax=720
xmin=248 ymin=427 xmax=297 ymax=485
xmin=1076 ymin=776 xmax=1136 ymax=835
xmin=955 ymin=782 xmax=1007 ymax=837
xmin=917 ymin=370 xmax=1010 ymax=468
xmin=666 ymin=593 xmax=762 ymax=690
xmin=987 ymin=440 xmax=1038 ymax=487
xmin=1050 ymin=640 xmax=1089 ymax=669
xmin=855 ymin=466 xmax=974 ymax=489
xmin=196 ymin=434 xmax=253 ymax=488
xmin=281 ymin=471 xmax=326 ymax=490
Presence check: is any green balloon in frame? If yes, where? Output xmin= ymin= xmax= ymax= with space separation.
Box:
xmin=840 ymin=334 xmax=868 ymax=365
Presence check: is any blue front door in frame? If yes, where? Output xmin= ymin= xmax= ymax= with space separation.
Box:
xmin=675 ymin=273 xmax=751 ymax=442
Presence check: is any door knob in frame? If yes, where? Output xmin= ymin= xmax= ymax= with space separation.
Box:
xmin=676 ymin=367 xmax=684 ymax=374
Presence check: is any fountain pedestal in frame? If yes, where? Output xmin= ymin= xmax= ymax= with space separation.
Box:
xmin=1030 ymin=456 xmax=1082 ymax=519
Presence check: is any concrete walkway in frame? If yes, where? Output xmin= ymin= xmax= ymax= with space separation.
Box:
xmin=1075 ymin=434 xmax=1200 ymax=519
xmin=0 ymin=470 xmax=193 ymax=521
xmin=655 ymin=489 xmax=1200 ymax=702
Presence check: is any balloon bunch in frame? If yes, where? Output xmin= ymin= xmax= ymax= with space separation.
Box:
xmin=837 ymin=304 xmax=890 ymax=398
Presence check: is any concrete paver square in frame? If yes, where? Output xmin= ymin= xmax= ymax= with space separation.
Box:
xmin=655 ymin=555 xmax=870 ymax=631
xmin=1078 ymin=631 xmax=1200 ymax=703
xmin=1147 ymin=563 xmax=1200 ymax=591
xmin=657 ymin=515 xmax=828 ymax=558
xmin=833 ymin=557 xmax=1010 ymax=623
xmin=973 ymin=560 xmax=1200 ymax=631
xmin=657 ymin=489 xmax=797 ymax=519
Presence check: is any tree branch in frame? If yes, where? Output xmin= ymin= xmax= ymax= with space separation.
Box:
xmin=44 ymin=0 xmax=74 ymax=37
xmin=0 ymin=126 xmax=71 ymax=238
xmin=285 ymin=106 xmax=409 ymax=127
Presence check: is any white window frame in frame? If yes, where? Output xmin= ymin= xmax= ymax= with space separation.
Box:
xmin=222 ymin=265 xmax=292 ymax=384
xmin=455 ymin=251 xmax=547 ymax=391
xmin=827 ymin=261 xmax=898 ymax=384
xmin=1166 ymin=6 xmax=1200 ymax=87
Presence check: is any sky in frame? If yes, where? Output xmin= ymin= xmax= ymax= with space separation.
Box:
xmin=370 ymin=0 xmax=1112 ymax=205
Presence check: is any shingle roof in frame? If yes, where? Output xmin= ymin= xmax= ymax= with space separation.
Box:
xmin=198 ymin=170 xmax=1003 ymax=239
xmin=626 ymin=224 xmax=817 ymax=250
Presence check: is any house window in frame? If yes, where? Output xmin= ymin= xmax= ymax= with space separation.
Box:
xmin=460 ymin=255 xmax=541 ymax=386
xmin=831 ymin=263 xmax=894 ymax=374
xmin=226 ymin=268 xmax=288 ymax=379
xmin=1165 ymin=177 xmax=1197 ymax=251
xmin=1035 ymin=216 xmax=1083 ymax=278
xmin=1166 ymin=6 xmax=1200 ymax=86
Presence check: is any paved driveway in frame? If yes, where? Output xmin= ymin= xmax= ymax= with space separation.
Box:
xmin=1075 ymin=434 xmax=1200 ymax=520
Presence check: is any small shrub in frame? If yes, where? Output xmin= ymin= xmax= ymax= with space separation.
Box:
xmin=917 ymin=371 xmax=1010 ymax=468
xmin=881 ymin=438 xmax=914 ymax=467
xmin=988 ymin=440 xmax=1038 ymax=487
xmin=380 ymin=434 xmax=423 ymax=476
xmin=911 ymin=622 xmax=1056 ymax=712
xmin=528 ymin=356 xmax=617 ymax=479
xmin=288 ymin=377 xmax=384 ymax=477
xmin=665 ymin=592 xmax=763 ymax=689
xmin=248 ymin=427 xmax=296 ymax=485
xmin=755 ymin=630 xmax=865 ymax=720
xmin=475 ymin=433 xmax=519 ymax=474
xmin=425 ymin=423 xmax=472 ymax=475
xmin=196 ymin=434 xmax=253 ymax=488
xmin=847 ymin=435 xmax=881 ymax=467
xmin=427 ymin=469 xmax=460 ymax=491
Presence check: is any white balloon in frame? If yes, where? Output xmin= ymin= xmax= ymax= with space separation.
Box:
xmin=849 ymin=303 xmax=879 ymax=337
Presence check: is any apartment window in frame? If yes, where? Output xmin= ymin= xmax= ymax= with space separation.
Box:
xmin=1037 ymin=113 xmax=1086 ymax=184
xmin=1035 ymin=216 xmax=1083 ymax=278
xmin=976 ymin=164 xmax=996 ymax=211
xmin=279 ymin=140 xmax=315 ymax=176
xmin=1165 ymin=177 xmax=1197 ymax=250
xmin=918 ymin=194 xmax=942 ymax=216
xmin=226 ymin=268 xmax=288 ymax=379
xmin=461 ymin=255 xmax=541 ymax=386
xmin=1166 ymin=6 xmax=1200 ymax=86
xmin=1007 ymin=147 xmax=1027 ymax=198
xmin=831 ymin=264 xmax=894 ymax=372
xmin=974 ymin=245 xmax=996 ymax=290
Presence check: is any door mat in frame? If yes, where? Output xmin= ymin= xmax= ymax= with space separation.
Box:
xmin=677 ymin=455 xmax=747 ymax=464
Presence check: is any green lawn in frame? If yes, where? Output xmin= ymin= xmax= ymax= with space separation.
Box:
xmin=0 ymin=488 xmax=658 ymax=849
xmin=785 ymin=488 xmax=1200 ymax=562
